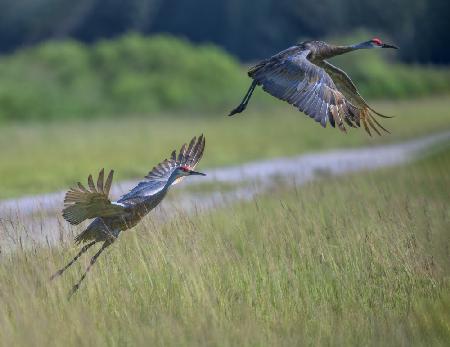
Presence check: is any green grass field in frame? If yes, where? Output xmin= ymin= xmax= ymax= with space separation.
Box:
xmin=0 ymin=142 xmax=448 ymax=346
xmin=1 ymin=96 xmax=450 ymax=199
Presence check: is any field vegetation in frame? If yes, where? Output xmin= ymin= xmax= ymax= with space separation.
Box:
xmin=0 ymin=143 xmax=448 ymax=346
xmin=1 ymin=2 xmax=449 ymax=346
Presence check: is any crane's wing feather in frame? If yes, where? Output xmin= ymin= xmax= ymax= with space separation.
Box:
xmin=317 ymin=60 xmax=391 ymax=134
xmin=117 ymin=135 xmax=205 ymax=204
xmin=62 ymin=169 xmax=125 ymax=225
xmin=249 ymin=48 xmax=388 ymax=135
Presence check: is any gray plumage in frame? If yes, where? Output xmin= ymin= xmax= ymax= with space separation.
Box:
xmin=51 ymin=135 xmax=206 ymax=297
xmin=229 ymin=38 xmax=398 ymax=136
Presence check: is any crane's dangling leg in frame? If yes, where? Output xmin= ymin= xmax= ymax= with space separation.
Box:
xmin=50 ymin=241 xmax=97 ymax=280
xmin=67 ymin=240 xmax=112 ymax=299
xmin=228 ymin=80 xmax=258 ymax=116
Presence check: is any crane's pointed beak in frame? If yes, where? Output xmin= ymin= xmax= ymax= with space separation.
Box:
xmin=382 ymin=43 xmax=398 ymax=49
xmin=189 ymin=170 xmax=206 ymax=176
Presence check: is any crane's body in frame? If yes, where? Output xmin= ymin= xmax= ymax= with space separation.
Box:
xmin=229 ymin=38 xmax=398 ymax=135
xmin=75 ymin=169 xmax=181 ymax=244
xmin=51 ymin=135 xmax=206 ymax=297
xmin=75 ymin=187 xmax=168 ymax=243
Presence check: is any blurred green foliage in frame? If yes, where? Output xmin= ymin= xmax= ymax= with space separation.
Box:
xmin=1 ymin=33 xmax=450 ymax=122
xmin=1 ymin=0 xmax=449 ymax=64
xmin=0 ymin=34 xmax=248 ymax=121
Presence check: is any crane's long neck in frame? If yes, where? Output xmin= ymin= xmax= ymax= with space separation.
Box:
xmin=141 ymin=173 xmax=177 ymax=209
xmin=320 ymin=45 xmax=356 ymax=59
xmin=318 ymin=41 xmax=373 ymax=60
xmin=166 ymin=171 xmax=181 ymax=188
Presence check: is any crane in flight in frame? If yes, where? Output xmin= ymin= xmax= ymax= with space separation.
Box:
xmin=51 ymin=135 xmax=206 ymax=297
xmin=228 ymin=38 xmax=398 ymax=135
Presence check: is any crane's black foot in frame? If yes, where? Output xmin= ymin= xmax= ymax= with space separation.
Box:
xmin=228 ymin=104 xmax=246 ymax=116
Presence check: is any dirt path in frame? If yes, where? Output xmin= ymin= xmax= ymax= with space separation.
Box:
xmin=1 ymin=131 xmax=449 ymax=251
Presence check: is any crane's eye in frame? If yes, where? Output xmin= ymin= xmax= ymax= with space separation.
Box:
xmin=371 ymin=38 xmax=382 ymax=46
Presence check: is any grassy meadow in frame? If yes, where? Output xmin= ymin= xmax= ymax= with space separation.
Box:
xmin=1 ymin=96 xmax=450 ymax=199
xmin=0 ymin=141 xmax=448 ymax=346
xmin=1 ymin=31 xmax=450 ymax=347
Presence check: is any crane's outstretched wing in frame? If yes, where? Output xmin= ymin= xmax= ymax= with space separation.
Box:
xmin=249 ymin=48 xmax=388 ymax=135
xmin=62 ymin=169 xmax=125 ymax=225
xmin=117 ymin=135 xmax=205 ymax=204
xmin=316 ymin=60 xmax=390 ymax=135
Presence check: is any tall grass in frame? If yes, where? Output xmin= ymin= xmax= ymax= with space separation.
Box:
xmin=0 ymin=145 xmax=448 ymax=346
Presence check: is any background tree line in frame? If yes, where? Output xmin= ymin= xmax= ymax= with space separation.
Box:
xmin=0 ymin=0 xmax=448 ymax=64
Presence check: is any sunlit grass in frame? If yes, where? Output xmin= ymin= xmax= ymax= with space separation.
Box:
xmin=1 ymin=96 xmax=450 ymax=199
xmin=0 ymin=145 xmax=448 ymax=346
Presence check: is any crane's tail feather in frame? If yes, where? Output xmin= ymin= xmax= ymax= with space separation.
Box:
xmin=74 ymin=226 xmax=96 ymax=245
xmin=369 ymin=106 xmax=394 ymax=119
xmin=370 ymin=114 xmax=391 ymax=134
xmin=360 ymin=108 xmax=391 ymax=136
xmin=366 ymin=116 xmax=381 ymax=136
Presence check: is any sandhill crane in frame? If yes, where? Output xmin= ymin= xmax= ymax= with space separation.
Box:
xmin=229 ymin=38 xmax=398 ymax=135
xmin=51 ymin=135 xmax=206 ymax=297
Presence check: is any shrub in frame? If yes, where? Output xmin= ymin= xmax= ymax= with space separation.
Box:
xmin=0 ymin=34 xmax=248 ymax=121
